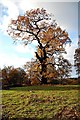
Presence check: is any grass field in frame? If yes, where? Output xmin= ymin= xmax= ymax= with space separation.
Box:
xmin=2 ymin=85 xmax=80 ymax=120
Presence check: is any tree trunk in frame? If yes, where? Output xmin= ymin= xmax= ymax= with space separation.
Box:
xmin=41 ymin=62 xmax=47 ymax=84
xmin=41 ymin=76 xmax=47 ymax=84
xmin=35 ymin=47 xmax=48 ymax=84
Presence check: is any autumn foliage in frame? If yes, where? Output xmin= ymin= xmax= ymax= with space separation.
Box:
xmin=7 ymin=8 xmax=72 ymax=84
xmin=1 ymin=66 xmax=27 ymax=89
xmin=74 ymin=48 xmax=80 ymax=78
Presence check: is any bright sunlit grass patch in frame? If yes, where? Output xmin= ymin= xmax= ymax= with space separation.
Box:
xmin=2 ymin=85 xmax=80 ymax=119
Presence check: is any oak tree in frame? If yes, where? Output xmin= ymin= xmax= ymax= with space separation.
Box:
xmin=7 ymin=8 xmax=71 ymax=84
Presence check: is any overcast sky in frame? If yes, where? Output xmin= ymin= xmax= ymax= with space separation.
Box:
xmin=0 ymin=0 xmax=79 ymax=77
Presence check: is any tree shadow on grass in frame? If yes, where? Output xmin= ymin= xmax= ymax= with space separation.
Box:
xmin=9 ymin=85 xmax=80 ymax=91
xmin=1 ymin=117 xmax=47 ymax=120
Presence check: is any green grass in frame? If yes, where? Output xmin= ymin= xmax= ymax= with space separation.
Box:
xmin=2 ymin=85 xmax=80 ymax=119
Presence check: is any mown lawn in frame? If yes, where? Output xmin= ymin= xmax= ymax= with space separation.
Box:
xmin=2 ymin=85 xmax=80 ymax=120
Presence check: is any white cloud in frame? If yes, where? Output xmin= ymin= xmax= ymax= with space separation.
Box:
xmin=0 ymin=0 xmax=19 ymax=32
xmin=63 ymin=43 xmax=77 ymax=65
xmin=32 ymin=40 xmax=38 ymax=46
xmin=0 ymin=52 xmax=30 ymax=69
xmin=19 ymin=0 xmax=37 ymax=11
xmin=0 ymin=0 xmax=19 ymax=19
xmin=0 ymin=0 xmax=38 ymax=35
xmin=0 ymin=0 xmax=19 ymax=33
xmin=62 ymin=41 xmax=78 ymax=78
xmin=14 ymin=44 xmax=36 ymax=57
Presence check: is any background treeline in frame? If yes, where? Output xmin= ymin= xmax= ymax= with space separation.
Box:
xmin=0 ymin=65 xmax=79 ymax=90
xmin=0 ymin=66 xmax=27 ymax=89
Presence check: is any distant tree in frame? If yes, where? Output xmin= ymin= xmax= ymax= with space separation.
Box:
xmin=74 ymin=48 xmax=80 ymax=78
xmin=7 ymin=8 xmax=71 ymax=84
xmin=9 ymin=67 xmax=26 ymax=86
xmin=1 ymin=66 xmax=26 ymax=88
xmin=74 ymin=38 xmax=80 ymax=78
xmin=57 ymin=55 xmax=72 ymax=79
xmin=2 ymin=66 xmax=13 ymax=89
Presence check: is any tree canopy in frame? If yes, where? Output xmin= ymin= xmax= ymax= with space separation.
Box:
xmin=7 ymin=8 xmax=71 ymax=84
